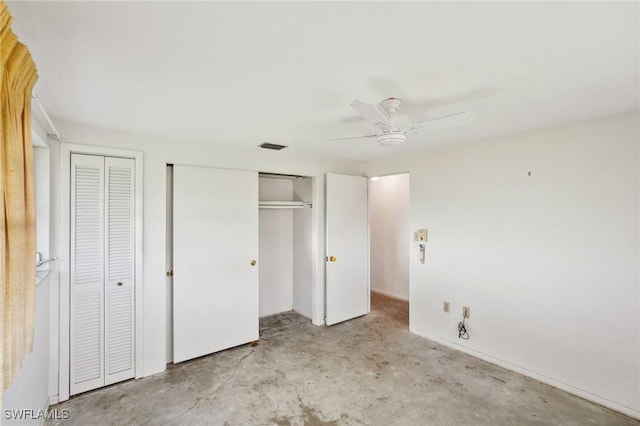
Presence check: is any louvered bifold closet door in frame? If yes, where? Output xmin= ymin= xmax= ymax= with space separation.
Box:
xmin=70 ymin=154 xmax=105 ymax=395
xmin=70 ymin=154 xmax=135 ymax=395
xmin=104 ymin=157 xmax=135 ymax=385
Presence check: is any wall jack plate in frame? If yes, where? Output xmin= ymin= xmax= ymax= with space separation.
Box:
xmin=462 ymin=306 xmax=470 ymax=319
xmin=443 ymin=302 xmax=450 ymax=313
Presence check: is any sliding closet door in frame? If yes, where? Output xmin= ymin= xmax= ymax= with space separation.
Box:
xmin=70 ymin=154 xmax=136 ymax=395
xmin=70 ymin=154 xmax=105 ymax=395
xmin=173 ymin=165 xmax=259 ymax=363
xmin=104 ymin=157 xmax=135 ymax=385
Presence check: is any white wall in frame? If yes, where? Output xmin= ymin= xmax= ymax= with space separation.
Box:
xmin=54 ymin=120 xmax=365 ymax=381
xmin=370 ymin=173 xmax=410 ymax=300
xmin=366 ymin=111 xmax=640 ymax=418
xmin=292 ymin=177 xmax=314 ymax=318
xmin=3 ymin=276 xmax=50 ymax=425
xmin=259 ymin=178 xmax=294 ymax=316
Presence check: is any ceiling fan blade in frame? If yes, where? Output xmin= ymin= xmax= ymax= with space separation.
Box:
xmin=350 ymin=100 xmax=392 ymax=132
xmin=404 ymin=112 xmax=477 ymax=134
xmin=328 ymin=134 xmax=378 ymax=141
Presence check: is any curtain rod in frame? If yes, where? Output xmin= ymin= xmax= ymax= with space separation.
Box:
xmin=31 ymin=92 xmax=63 ymax=142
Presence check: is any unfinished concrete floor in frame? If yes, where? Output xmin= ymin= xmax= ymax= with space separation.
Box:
xmin=49 ymin=293 xmax=637 ymax=426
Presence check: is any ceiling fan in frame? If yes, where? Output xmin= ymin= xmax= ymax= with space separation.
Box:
xmin=330 ymin=98 xmax=477 ymax=147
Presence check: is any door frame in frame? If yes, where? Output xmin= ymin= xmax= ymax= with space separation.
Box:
xmin=57 ymin=143 xmax=143 ymax=402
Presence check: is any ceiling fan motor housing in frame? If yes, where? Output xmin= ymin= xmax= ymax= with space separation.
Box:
xmin=377 ymin=131 xmax=406 ymax=147
xmin=380 ymin=97 xmax=402 ymax=117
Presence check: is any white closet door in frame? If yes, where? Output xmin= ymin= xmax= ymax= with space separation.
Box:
xmin=325 ymin=173 xmax=369 ymax=325
xmin=173 ymin=165 xmax=259 ymax=363
xmin=104 ymin=157 xmax=135 ymax=385
xmin=70 ymin=154 xmax=105 ymax=395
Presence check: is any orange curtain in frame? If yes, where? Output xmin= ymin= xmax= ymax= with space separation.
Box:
xmin=0 ymin=0 xmax=38 ymax=403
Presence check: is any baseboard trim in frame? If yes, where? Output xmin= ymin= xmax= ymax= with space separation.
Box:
xmin=371 ymin=289 xmax=409 ymax=302
xmin=410 ymin=328 xmax=640 ymax=420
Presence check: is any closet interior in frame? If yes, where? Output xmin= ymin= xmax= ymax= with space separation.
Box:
xmin=258 ymin=173 xmax=314 ymax=319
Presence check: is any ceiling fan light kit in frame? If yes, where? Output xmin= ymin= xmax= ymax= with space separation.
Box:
xmin=377 ymin=132 xmax=406 ymax=147
xmin=330 ymin=97 xmax=477 ymax=147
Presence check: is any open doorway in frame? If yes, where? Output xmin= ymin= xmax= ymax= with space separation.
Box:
xmin=369 ymin=173 xmax=410 ymax=327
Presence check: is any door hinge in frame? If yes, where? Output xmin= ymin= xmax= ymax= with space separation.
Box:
xmin=166 ymin=270 xmax=173 ymax=277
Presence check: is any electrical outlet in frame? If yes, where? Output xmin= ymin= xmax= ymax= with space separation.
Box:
xmin=443 ymin=302 xmax=450 ymax=313
xmin=462 ymin=306 xmax=470 ymax=319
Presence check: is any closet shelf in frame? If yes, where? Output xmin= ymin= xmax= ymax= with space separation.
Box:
xmin=259 ymin=201 xmax=312 ymax=209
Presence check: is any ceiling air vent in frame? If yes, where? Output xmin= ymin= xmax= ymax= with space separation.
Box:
xmin=259 ymin=142 xmax=287 ymax=151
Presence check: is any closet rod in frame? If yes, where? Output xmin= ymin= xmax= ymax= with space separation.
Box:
xmin=258 ymin=172 xmax=306 ymax=179
xmin=259 ymin=201 xmax=312 ymax=209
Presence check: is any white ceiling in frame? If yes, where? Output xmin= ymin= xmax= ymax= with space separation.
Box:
xmin=8 ymin=1 xmax=639 ymax=161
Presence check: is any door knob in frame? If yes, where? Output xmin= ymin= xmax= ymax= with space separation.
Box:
xmin=329 ymin=256 xmax=337 ymax=262
xmin=117 ymin=282 xmax=123 ymax=286
xmin=251 ymin=260 xmax=257 ymax=266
